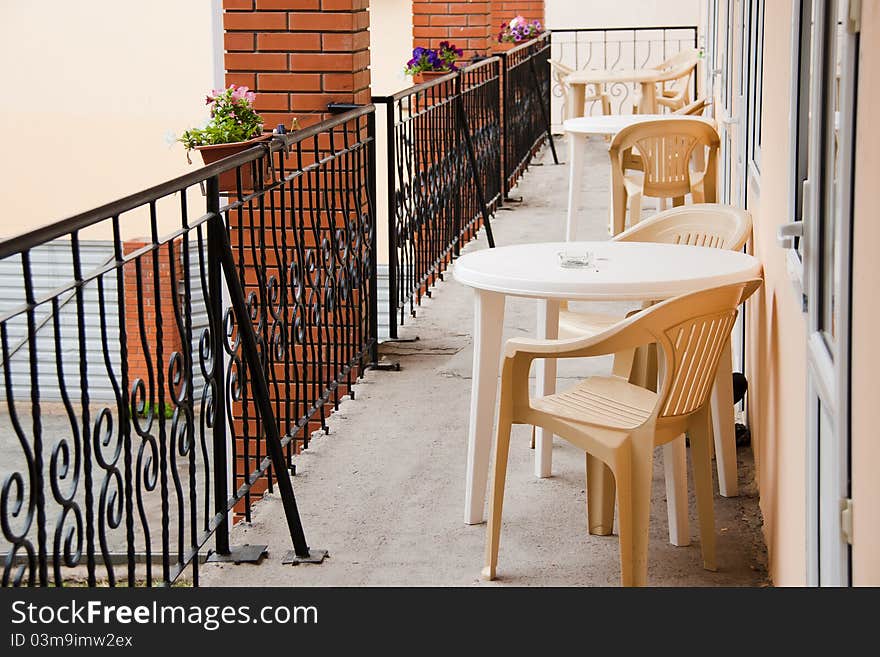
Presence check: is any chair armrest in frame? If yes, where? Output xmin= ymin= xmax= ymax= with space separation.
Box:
xmin=503 ymin=312 xmax=653 ymax=361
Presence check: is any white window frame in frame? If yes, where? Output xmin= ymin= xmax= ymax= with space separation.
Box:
xmin=784 ymin=0 xmax=812 ymax=295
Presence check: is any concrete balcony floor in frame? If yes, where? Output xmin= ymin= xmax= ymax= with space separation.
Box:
xmin=202 ymin=137 xmax=769 ymax=587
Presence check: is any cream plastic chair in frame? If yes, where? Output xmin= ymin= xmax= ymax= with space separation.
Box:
xmin=617 ymin=99 xmax=711 ymax=178
xmin=558 ymin=204 xmax=753 ymax=499
xmin=550 ymin=59 xmax=611 ymax=118
xmin=483 ymin=279 xmax=763 ymax=586
xmin=609 ymin=118 xmax=720 ymax=234
xmin=632 ymin=49 xmax=699 ymax=114
xmin=656 ymin=49 xmax=699 ymax=112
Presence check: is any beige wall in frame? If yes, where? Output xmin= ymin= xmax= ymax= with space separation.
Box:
xmin=741 ymin=0 xmax=810 ymax=586
xmin=370 ymin=0 xmax=412 ymax=95
xmin=850 ymin=0 xmax=880 ymax=586
xmin=369 ymin=0 xmax=412 ymax=264
xmin=0 ymin=1 xmax=218 ymax=241
xmin=546 ymin=0 xmax=701 ymax=29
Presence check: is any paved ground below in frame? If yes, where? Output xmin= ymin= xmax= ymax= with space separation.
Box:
xmin=202 ymin=138 xmax=769 ymax=587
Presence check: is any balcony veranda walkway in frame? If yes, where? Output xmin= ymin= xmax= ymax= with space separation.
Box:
xmin=202 ymin=137 xmax=769 ymax=587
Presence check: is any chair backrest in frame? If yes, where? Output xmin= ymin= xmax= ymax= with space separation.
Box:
xmin=655 ymin=49 xmax=699 ymax=106
xmin=609 ymin=118 xmax=720 ymax=199
xmin=654 ymin=48 xmax=699 ymax=73
xmin=674 ymin=97 xmax=709 ymax=116
xmin=549 ymin=59 xmax=574 ymax=86
xmin=635 ymin=280 xmax=762 ymax=421
xmin=613 ymin=203 xmax=751 ymax=251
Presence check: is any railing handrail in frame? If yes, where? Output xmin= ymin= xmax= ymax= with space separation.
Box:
xmin=371 ymin=56 xmax=502 ymax=103
xmin=0 ymin=105 xmax=375 ymax=260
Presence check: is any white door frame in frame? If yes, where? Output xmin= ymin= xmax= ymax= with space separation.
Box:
xmin=803 ymin=0 xmax=857 ymax=586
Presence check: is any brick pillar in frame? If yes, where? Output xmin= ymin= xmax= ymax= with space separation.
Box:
xmin=122 ymin=239 xmax=185 ymax=411
xmin=490 ymin=1 xmax=545 ymax=51
xmin=221 ymin=1 xmax=371 ymax=518
xmin=413 ymin=1 xmax=492 ymax=59
xmin=223 ymin=0 xmax=370 ymax=128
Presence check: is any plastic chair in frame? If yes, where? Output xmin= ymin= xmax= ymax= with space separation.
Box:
xmin=609 ymin=118 xmax=720 ymax=234
xmin=550 ymin=59 xmax=611 ymax=118
xmin=632 ymin=49 xmax=699 ymax=114
xmin=559 ymin=204 xmax=753 ymax=499
xmin=483 ymin=279 xmax=763 ymax=586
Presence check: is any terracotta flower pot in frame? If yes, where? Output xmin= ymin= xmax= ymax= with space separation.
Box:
xmin=195 ymin=133 xmax=271 ymax=192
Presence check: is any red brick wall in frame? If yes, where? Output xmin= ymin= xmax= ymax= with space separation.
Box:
xmin=413 ymin=1 xmax=492 ymax=59
xmin=122 ymin=239 xmax=185 ymax=410
xmin=223 ymin=0 xmax=370 ymax=128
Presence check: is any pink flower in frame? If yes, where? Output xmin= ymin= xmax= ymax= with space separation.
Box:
xmin=509 ymin=15 xmax=525 ymax=28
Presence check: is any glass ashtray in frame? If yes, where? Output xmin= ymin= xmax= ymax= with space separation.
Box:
xmin=557 ymin=250 xmax=595 ymax=270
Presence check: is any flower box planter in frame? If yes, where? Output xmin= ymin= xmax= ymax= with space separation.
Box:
xmin=413 ymin=70 xmax=454 ymax=85
xmin=195 ymin=133 xmax=271 ymax=192
xmin=494 ymin=37 xmax=537 ymax=54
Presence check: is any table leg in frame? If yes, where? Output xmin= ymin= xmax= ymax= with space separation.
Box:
xmin=465 ymin=289 xmax=506 ymax=525
xmin=633 ymin=343 xmax=690 ymax=546
xmin=638 ymin=81 xmax=658 ymax=114
xmin=566 ymin=134 xmax=587 ymax=242
xmin=567 ymin=83 xmax=586 ymax=120
xmin=710 ymin=341 xmax=738 ymax=497
xmin=534 ymin=298 xmax=560 ymax=478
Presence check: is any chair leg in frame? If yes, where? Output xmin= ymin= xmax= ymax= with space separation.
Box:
xmin=688 ymin=408 xmax=717 ymax=572
xmin=482 ymin=414 xmax=513 ymax=581
xmin=625 ymin=437 xmax=655 ymax=586
xmin=586 ymin=454 xmax=616 ymax=535
xmin=611 ymin=450 xmax=633 ymax=586
xmin=529 ymin=425 xmax=535 ymax=449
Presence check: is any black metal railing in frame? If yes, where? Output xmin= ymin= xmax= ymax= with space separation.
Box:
xmin=373 ymin=41 xmax=555 ymax=338
xmin=498 ymin=33 xmax=558 ymax=195
xmin=373 ymin=58 xmax=503 ymax=339
xmin=0 ymin=106 xmax=378 ymax=586
xmin=548 ymin=26 xmax=699 ymax=126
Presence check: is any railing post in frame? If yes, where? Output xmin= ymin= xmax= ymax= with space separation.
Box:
xmin=528 ymin=48 xmax=559 ymax=164
xmin=210 ymin=213 xmax=327 ymax=565
xmin=499 ymin=51 xmax=509 ymax=198
xmin=456 ymin=71 xmax=495 ymax=248
xmin=205 ymin=176 xmax=230 ymax=558
xmin=366 ymin=109 xmax=381 ymax=361
xmin=382 ymin=98 xmax=399 ymax=340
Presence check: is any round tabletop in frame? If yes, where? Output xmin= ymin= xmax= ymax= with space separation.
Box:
xmin=563 ymin=114 xmax=715 ymax=136
xmin=453 ymin=241 xmax=762 ymax=301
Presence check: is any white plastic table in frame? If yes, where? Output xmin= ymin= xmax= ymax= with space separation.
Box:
xmin=563 ymin=115 xmax=716 ymax=239
xmin=453 ymin=241 xmax=762 ymax=529
xmin=564 ymin=68 xmax=663 ymax=118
